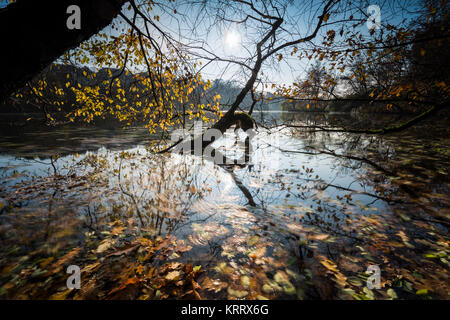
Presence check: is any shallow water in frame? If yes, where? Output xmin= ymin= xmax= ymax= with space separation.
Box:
xmin=0 ymin=111 xmax=448 ymax=299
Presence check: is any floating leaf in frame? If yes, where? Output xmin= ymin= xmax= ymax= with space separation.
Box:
xmin=96 ymin=239 xmax=114 ymax=253
xmin=228 ymin=287 xmax=248 ymax=298
xmin=387 ymin=288 xmax=398 ymax=299
xmin=165 ymin=270 xmax=181 ymax=281
xmin=416 ymin=289 xmax=429 ymax=296
xmin=247 ymin=235 xmax=259 ymax=246
xmin=240 ymin=276 xmax=250 ymax=289
xmin=348 ymin=276 xmax=363 ymax=287
xmin=49 ymin=289 xmax=72 ymax=300
xmin=310 ymin=233 xmax=329 ymax=241
xmin=320 ymin=259 xmax=338 ymax=272
xmin=193 ymin=265 xmax=202 ymax=272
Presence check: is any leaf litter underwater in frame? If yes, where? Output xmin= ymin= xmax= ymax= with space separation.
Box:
xmin=0 ymin=123 xmax=448 ymax=300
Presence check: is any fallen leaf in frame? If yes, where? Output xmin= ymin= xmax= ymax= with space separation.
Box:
xmin=320 ymin=259 xmax=338 ymax=272
xmin=165 ymin=271 xmax=181 ymax=281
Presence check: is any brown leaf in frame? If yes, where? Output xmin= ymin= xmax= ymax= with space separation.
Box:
xmin=108 ymin=278 xmax=138 ymax=295
xmin=50 ymin=247 xmax=82 ymax=274
xmin=81 ymin=262 xmax=101 ymax=275
xmin=106 ymin=244 xmax=140 ymax=257
xmin=111 ymin=226 xmax=125 ymax=235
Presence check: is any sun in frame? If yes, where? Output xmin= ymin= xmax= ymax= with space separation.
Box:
xmin=224 ymin=30 xmax=241 ymax=49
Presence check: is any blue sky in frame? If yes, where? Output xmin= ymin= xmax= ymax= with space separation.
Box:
xmin=121 ymin=0 xmax=420 ymax=88
xmin=60 ymin=0 xmax=421 ymax=89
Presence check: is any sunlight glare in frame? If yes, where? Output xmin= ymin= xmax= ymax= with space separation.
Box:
xmin=224 ymin=30 xmax=241 ymax=49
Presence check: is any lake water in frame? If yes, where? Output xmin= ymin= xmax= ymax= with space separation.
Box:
xmin=0 ymin=111 xmax=448 ymax=299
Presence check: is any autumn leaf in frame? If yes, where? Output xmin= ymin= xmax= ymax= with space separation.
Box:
xmin=136 ymin=265 xmax=144 ymax=275
xmin=310 ymin=233 xmax=329 ymax=241
xmin=247 ymin=235 xmax=259 ymax=246
xmin=107 ymin=244 xmax=140 ymax=257
xmin=111 ymin=226 xmax=125 ymax=235
xmin=108 ymin=278 xmax=139 ymax=297
xmin=81 ymin=262 xmax=101 ymax=275
xmin=39 ymin=257 xmax=55 ymax=268
xmin=320 ymin=259 xmax=338 ymax=272
xmin=228 ymin=287 xmax=248 ymax=298
xmin=201 ymin=277 xmax=228 ymax=293
xmin=96 ymin=238 xmax=115 ymax=253
xmin=193 ymin=265 xmax=201 ymax=272
xmin=50 ymin=247 xmax=82 ymax=274
xmin=165 ymin=270 xmax=181 ymax=281
xmin=49 ymin=289 xmax=72 ymax=300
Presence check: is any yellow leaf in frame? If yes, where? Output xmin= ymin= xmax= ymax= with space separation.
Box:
xmin=165 ymin=270 xmax=181 ymax=281
xmin=320 ymin=259 xmax=338 ymax=272
xmin=136 ymin=265 xmax=144 ymax=275
xmin=49 ymin=289 xmax=72 ymax=300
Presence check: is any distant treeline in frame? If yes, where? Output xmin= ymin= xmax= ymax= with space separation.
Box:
xmin=1 ymin=65 xmax=283 ymax=118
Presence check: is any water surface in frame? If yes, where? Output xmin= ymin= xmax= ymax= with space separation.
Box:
xmin=0 ymin=111 xmax=448 ymax=300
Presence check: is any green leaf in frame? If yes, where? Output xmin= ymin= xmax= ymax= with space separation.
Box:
xmin=416 ymin=289 xmax=429 ymax=296
xmin=193 ymin=265 xmax=202 ymax=272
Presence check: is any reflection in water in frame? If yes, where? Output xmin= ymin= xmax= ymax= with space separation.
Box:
xmin=0 ymin=112 xmax=448 ymax=299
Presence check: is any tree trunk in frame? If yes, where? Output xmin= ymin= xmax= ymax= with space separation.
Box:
xmin=0 ymin=0 xmax=127 ymax=103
